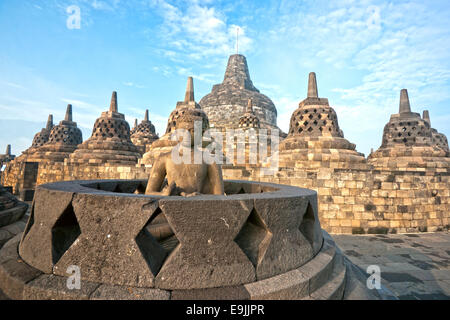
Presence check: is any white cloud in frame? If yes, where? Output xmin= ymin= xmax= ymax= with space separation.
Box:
xmin=122 ymin=82 xmax=146 ymax=89
xmin=149 ymin=0 xmax=253 ymax=61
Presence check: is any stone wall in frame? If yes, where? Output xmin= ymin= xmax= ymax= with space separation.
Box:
xmin=221 ymin=164 xmax=449 ymax=234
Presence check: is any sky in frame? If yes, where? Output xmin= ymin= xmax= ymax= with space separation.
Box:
xmin=0 ymin=0 xmax=449 ymax=157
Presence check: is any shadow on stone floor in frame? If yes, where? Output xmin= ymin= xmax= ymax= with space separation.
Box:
xmin=334 ymin=232 xmax=450 ymax=300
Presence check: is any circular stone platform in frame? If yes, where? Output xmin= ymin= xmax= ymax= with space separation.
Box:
xmin=0 ymin=180 xmax=380 ymax=300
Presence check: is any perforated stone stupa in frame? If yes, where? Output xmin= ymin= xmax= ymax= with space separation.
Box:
xmin=423 ymin=110 xmax=449 ymax=153
xmin=30 ymin=115 xmax=54 ymax=149
xmin=279 ymin=72 xmax=367 ymax=169
xmin=368 ymin=89 xmax=450 ymax=170
xmin=131 ymin=109 xmax=159 ymax=155
xmin=19 ymin=114 xmax=53 ymax=157
xmin=68 ymin=92 xmax=140 ymax=165
xmin=200 ymin=54 xmax=283 ymax=135
xmin=142 ymin=77 xmax=209 ymax=165
xmin=239 ymin=99 xmax=260 ymax=129
xmin=25 ymin=105 xmax=83 ymax=163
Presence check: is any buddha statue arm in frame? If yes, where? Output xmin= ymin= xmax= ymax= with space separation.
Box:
xmin=207 ymin=163 xmax=225 ymax=195
xmin=145 ymin=157 xmax=167 ymax=195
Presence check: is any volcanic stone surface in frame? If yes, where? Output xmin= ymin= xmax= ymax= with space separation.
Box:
xmin=369 ymin=89 xmax=450 ymax=169
xmin=68 ymin=92 xmax=140 ymax=165
xmin=199 ymin=54 xmax=282 ymax=135
xmin=131 ymin=109 xmax=159 ymax=155
xmin=0 ymin=186 xmax=28 ymax=229
xmin=18 ymin=179 xmax=323 ymax=291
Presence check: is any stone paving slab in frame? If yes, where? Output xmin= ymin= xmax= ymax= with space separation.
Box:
xmin=334 ymin=232 xmax=450 ymax=300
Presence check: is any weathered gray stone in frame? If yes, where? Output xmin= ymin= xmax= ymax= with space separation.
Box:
xmin=298 ymin=237 xmax=336 ymax=293
xmin=19 ymin=188 xmax=75 ymax=273
xmin=91 ymin=284 xmax=170 ymax=300
xmin=0 ymin=237 xmax=20 ymax=264
xmin=23 ymin=274 xmax=100 ymax=300
xmin=199 ymin=54 xmax=281 ymax=133
xmin=0 ymin=257 xmax=42 ymax=300
xmin=171 ymin=286 xmax=250 ymax=300
xmin=53 ymin=193 xmax=165 ymax=288
xmin=67 ymin=92 xmax=140 ymax=165
xmin=251 ymin=195 xmax=314 ymax=280
xmin=0 ymin=186 xmax=28 ymax=228
xmin=244 ymin=268 xmax=309 ymax=300
xmin=155 ymin=197 xmax=256 ymax=289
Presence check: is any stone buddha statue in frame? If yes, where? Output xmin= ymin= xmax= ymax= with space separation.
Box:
xmin=145 ymin=77 xmax=224 ymax=197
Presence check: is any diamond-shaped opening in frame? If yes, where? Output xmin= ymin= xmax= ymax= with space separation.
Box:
xmin=308 ymin=127 xmax=313 ymax=132
xmin=235 ymin=208 xmax=272 ymax=267
xmin=299 ymin=202 xmax=315 ymax=248
xmin=308 ymin=114 xmax=313 ymax=120
xmin=137 ymin=207 xmax=177 ymax=275
xmin=51 ymin=203 xmax=81 ymax=265
xmin=22 ymin=203 xmax=35 ymax=240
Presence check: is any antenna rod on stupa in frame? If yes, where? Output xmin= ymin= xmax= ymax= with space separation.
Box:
xmin=144 ymin=109 xmax=149 ymax=121
xmin=65 ymin=104 xmax=73 ymax=122
xmin=399 ymin=89 xmax=411 ymax=113
xmin=110 ymin=91 xmax=118 ymax=112
xmin=46 ymin=114 xmax=53 ymax=130
xmin=184 ymin=77 xmax=195 ymax=102
xmin=423 ymin=110 xmax=431 ymax=125
xmin=6 ymin=144 xmax=11 ymax=156
xmin=236 ymin=27 xmax=239 ymax=54
xmin=308 ymin=72 xmax=319 ymax=98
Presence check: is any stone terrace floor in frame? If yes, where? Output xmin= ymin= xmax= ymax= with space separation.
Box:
xmin=334 ymin=232 xmax=450 ymax=300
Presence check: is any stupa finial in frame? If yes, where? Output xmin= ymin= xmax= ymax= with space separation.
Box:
xmin=46 ymin=114 xmax=53 ymax=130
xmin=399 ymin=89 xmax=411 ymax=113
xmin=110 ymin=91 xmax=118 ymax=112
xmin=423 ymin=110 xmax=430 ymax=125
xmin=308 ymin=72 xmax=318 ymax=98
xmin=145 ymin=109 xmax=149 ymax=121
xmin=65 ymin=104 xmax=73 ymax=122
xmin=184 ymin=77 xmax=195 ymax=103
xmin=6 ymin=144 xmax=11 ymax=156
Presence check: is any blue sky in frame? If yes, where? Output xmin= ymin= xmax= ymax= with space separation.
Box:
xmin=1 ymin=0 xmax=449 ymax=157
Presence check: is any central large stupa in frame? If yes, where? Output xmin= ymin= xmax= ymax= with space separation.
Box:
xmin=199 ymin=54 xmax=284 ymax=136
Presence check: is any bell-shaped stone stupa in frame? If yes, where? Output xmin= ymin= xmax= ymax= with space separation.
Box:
xmin=68 ymin=92 xmax=140 ymax=165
